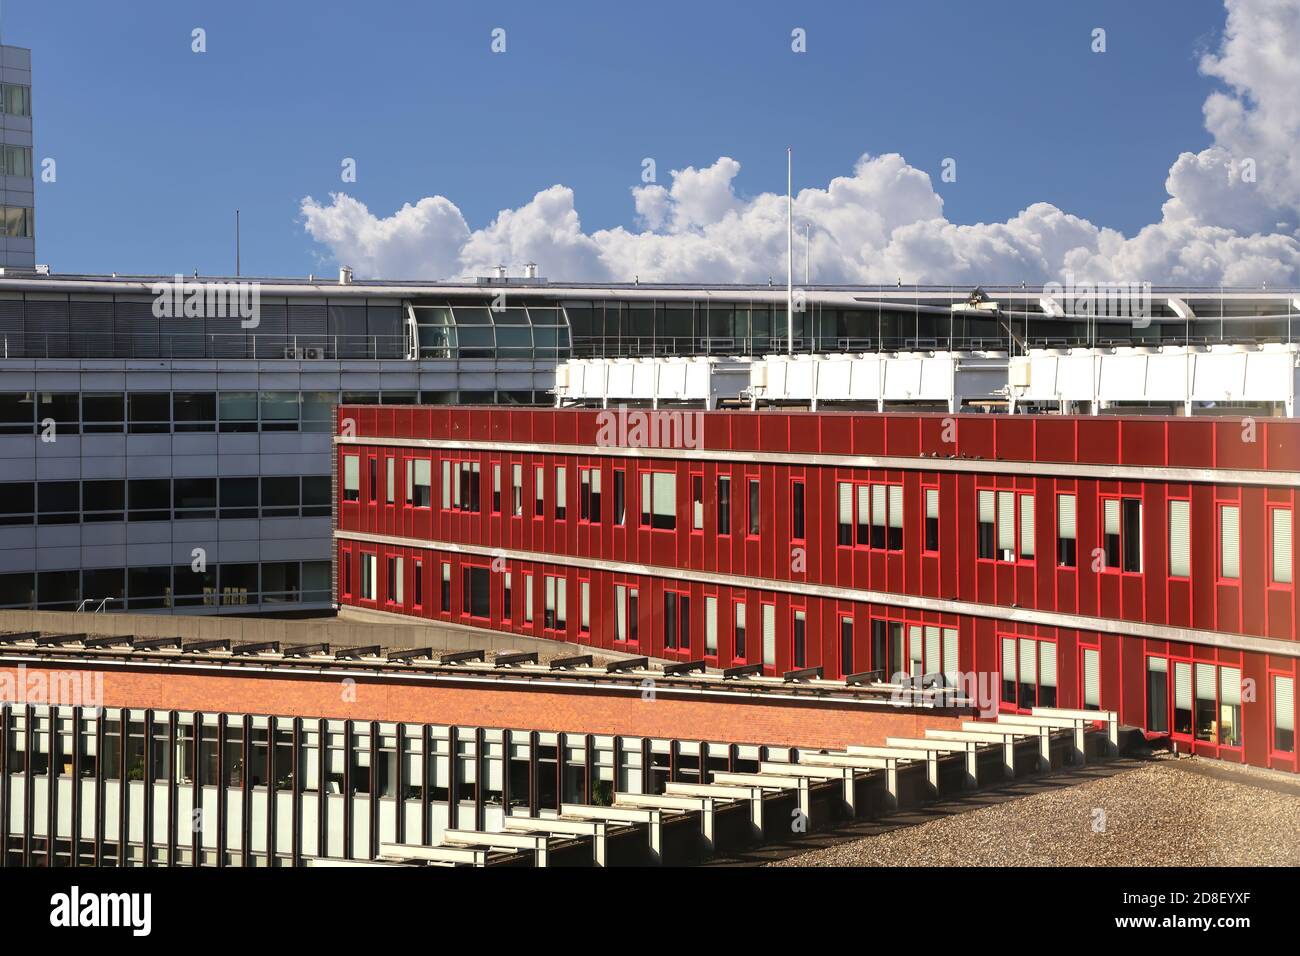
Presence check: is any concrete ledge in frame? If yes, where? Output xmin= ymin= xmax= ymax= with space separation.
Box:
xmin=0 ymin=607 xmax=646 ymax=660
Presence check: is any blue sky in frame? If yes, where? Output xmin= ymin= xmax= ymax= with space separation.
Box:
xmin=9 ymin=0 xmax=1292 ymax=283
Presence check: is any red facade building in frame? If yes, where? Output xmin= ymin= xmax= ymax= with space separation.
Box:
xmin=335 ymin=405 xmax=1299 ymax=775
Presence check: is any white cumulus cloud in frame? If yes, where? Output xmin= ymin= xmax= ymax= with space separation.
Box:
xmin=301 ymin=0 xmax=1300 ymax=287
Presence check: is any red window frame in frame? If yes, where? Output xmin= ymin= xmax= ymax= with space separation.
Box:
xmin=998 ymin=634 xmax=1058 ymax=714
xmin=976 ymin=482 xmax=1034 ymax=565
xmin=690 ymin=469 xmax=705 ymax=534
xmin=702 ymin=590 xmax=719 ymax=659
xmin=411 ymin=558 xmax=424 ymax=611
xmin=384 ymin=553 xmax=401 ymax=606
xmin=542 ymin=572 xmax=567 ymax=634
xmin=639 ymin=467 xmax=678 ymax=532
xmin=1267 ymin=665 xmax=1297 ymax=763
xmin=745 ymin=475 xmax=761 ymax=540
xmin=612 ymin=580 xmax=639 ymax=646
xmin=790 ymin=604 xmax=807 ymax=669
xmin=460 ymin=561 xmax=492 ymax=622
xmin=578 ymin=465 xmax=602 ymax=526
xmin=358 ymin=549 xmax=378 ymax=605
xmin=1267 ymin=503 xmax=1293 ymax=591
xmin=442 ymin=456 xmax=482 ymax=514
xmin=490 ymin=461 xmax=502 ymax=515
xmin=341 ymin=453 xmax=361 ymax=504
xmin=1155 ymin=654 xmax=1245 ymax=752
xmin=339 ymin=544 xmax=353 ymax=599
xmin=662 ymin=586 xmax=690 ymax=653
xmin=406 ymin=454 xmax=434 ymax=510
xmin=1097 ymin=492 xmax=1143 ymax=576
xmin=1166 ymin=493 xmax=1192 ymax=581
xmin=716 ymin=472 xmax=732 ymax=537
xmin=838 ymin=613 xmax=855 ymax=678
xmin=553 ymin=464 xmax=568 ymax=522
xmin=731 ymin=597 xmax=747 ymax=663
xmin=1215 ymin=494 xmax=1242 ymax=584
xmin=839 ymin=479 xmax=904 ymax=552
xmin=789 ymin=477 xmax=806 ymax=544
xmin=921 ymin=482 xmax=940 ymax=555
xmin=578 ymin=575 xmax=591 ymax=634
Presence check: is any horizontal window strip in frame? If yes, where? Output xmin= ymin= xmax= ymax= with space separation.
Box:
xmin=334 ymin=529 xmax=1300 ymax=660
xmin=333 ymin=435 xmax=1300 ymax=489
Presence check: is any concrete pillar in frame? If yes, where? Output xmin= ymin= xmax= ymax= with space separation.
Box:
xmin=925 ymin=753 xmax=940 ymax=794
xmin=963 ymin=747 xmax=978 ymax=790
xmin=883 ymin=761 xmax=899 ymax=812
xmin=1002 ymin=739 xmax=1016 ymax=779
xmin=841 ymin=769 xmax=856 ymax=815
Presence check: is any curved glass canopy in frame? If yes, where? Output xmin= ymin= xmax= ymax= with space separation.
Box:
xmin=410 ymin=302 xmax=571 ymax=360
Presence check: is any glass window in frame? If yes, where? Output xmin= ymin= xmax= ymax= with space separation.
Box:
xmin=259 ymin=392 xmax=300 ymax=430
xmin=1169 ymin=499 xmax=1191 ymax=578
xmin=38 ymin=481 xmax=79 ymax=524
xmin=1272 ymin=509 xmax=1293 ymax=585
xmin=126 ymin=392 xmax=169 ymax=434
xmin=652 ymin=472 xmax=677 ymax=530
xmin=218 ymin=392 xmax=258 ymax=432
xmin=128 ymin=479 xmax=171 ymax=522
xmin=219 ymin=477 xmax=258 ymax=519
xmin=174 ymin=478 xmax=216 ymax=519
xmin=301 ymin=392 xmax=335 ymax=432
xmin=1057 ymin=493 xmax=1077 ymax=567
xmin=748 ymin=479 xmax=760 ymax=536
xmin=38 ymin=392 xmax=79 ymax=435
xmin=81 ymin=393 xmax=124 ymax=433
xmin=1146 ymin=657 xmax=1168 ymax=734
xmin=0 ymin=482 xmax=35 ymax=525
xmin=1274 ymin=675 xmax=1295 ymax=754
xmin=1220 ymin=504 xmax=1241 ymax=580
xmin=0 ymin=392 xmax=35 ymax=434
xmin=343 ymin=456 xmax=360 ymax=501
xmin=261 ymin=477 xmax=300 ymax=517
xmin=173 ymin=392 xmax=216 ymax=431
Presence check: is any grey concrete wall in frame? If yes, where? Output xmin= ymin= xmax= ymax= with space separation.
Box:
xmin=0 ymin=605 xmax=643 ymax=659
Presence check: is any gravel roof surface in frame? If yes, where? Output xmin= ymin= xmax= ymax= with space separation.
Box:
xmin=770 ymin=757 xmax=1300 ymax=867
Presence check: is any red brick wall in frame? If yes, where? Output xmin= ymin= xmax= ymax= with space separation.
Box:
xmin=1 ymin=664 xmax=967 ymax=750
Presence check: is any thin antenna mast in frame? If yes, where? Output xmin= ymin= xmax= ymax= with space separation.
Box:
xmin=786 ymin=146 xmax=793 ymax=355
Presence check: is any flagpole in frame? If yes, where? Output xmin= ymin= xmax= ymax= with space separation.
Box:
xmin=787 ymin=146 xmax=793 ymax=355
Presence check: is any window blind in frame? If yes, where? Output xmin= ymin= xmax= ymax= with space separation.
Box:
xmin=1174 ymin=662 xmax=1192 ymax=710
xmin=1020 ymin=494 xmax=1035 ymax=557
xmin=872 ymin=484 xmax=887 ymax=529
xmin=761 ymin=604 xmax=775 ymax=666
xmin=943 ymin=628 xmax=959 ymax=684
xmin=889 ymin=485 xmax=904 ymax=529
xmin=926 ymin=487 xmax=939 ymax=519
xmin=978 ymin=489 xmax=995 ymax=523
xmin=1220 ymin=666 xmax=1241 ymax=707
xmin=652 ymin=472 xmax=676 ymax=519
xmin=1196 ymin=663 xmax=1217 ymax=702
xmin=1275 ymin=676 xmax=1295 ymax=733
xmin=1273 ymin=509 xmax=1293 ymax=584
xmin=1104 ymin=498 xmax=1120 ymax=536
xmin=705 ymin=596 xmax=718 ymax=655
xmin=1169 ymin=499 xmax=1191 ymax=577
xmin=1002 ymin=638 xmax=1016 ymax=682
xmin=1083 ymin=648 xmax=1099 ymax=706
xmin=1040 ymin=642 xmax=1057 ymax=689
xmin=1058 ymin=493 xmax=1076 ymax=538
xmin=615 ymin=585 xmax=627 ymax=641
xmin=1018 ymin=638 xmax=1035 ymax=685
xmin=1221 ymin=505 xmax=1240 ymax=579
xmin=998 ymin=490 xmax=1015 ymax=553
xmin=924 ymin=625 xmax=940 ymax=676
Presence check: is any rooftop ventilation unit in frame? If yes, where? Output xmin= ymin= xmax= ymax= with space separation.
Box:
xmin=338 ymin=265 xmax=354 ymax=285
